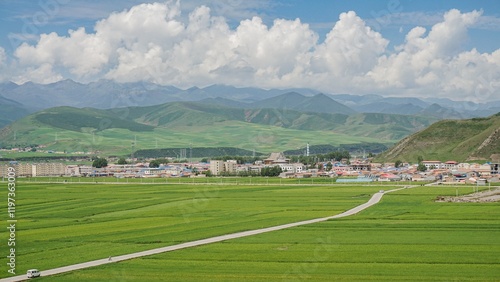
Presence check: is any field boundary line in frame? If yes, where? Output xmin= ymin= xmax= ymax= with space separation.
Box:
xmin=0 ymin=186 xmax=413 ymax=281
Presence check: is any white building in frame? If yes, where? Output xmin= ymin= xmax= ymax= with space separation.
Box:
xmin=210 ymin=160 xmax=224 ymax=176
xmin=277 ymin=163 xmax=305 ymax=173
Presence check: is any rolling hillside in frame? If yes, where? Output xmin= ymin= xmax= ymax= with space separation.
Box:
xmin=378 ymin=113 xmax=500 ymax=162
xmin=0 ymin=100 xmax=438 ymax=155
xmin=249 ymin=92 xmax=356 ymax=115
xmin=0 ymin=95 xmax=31 ymax=128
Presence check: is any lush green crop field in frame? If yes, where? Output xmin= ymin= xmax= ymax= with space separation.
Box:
xmin=0 ymin=181 xmax=383 ymax=279
xmin=19 ymin=176 xmax=419 ymax=186
xmin=42 ymin=185 xmax=499 ymax=281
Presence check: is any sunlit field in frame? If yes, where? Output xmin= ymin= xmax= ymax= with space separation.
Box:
xmin=1 ymin=180 xmax=498 ymax=281
xmin=1 ymin=180 xmax=381 ymax=278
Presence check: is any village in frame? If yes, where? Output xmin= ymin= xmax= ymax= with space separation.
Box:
xmin=1 ymin=152 xmax=499 ymax=185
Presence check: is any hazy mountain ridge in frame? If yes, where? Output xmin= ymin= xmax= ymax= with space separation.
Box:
xmin=1 ymin=80 xmax=498 ymax=123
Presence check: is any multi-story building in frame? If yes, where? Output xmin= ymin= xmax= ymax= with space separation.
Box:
xmin=0 ymin=162 xmax=65 ymax=177
xmin=210 ymin=160 xmax=224 ymax=176
xmin=224 ymin=160 xmax=237 ymax=174
xmin=0 ymin=163 xmax=33 ymax=177
xmin=32 ymin=163 xmax=65 ymax=176
xmin=0 ymin=164 xmax=12 ymax=178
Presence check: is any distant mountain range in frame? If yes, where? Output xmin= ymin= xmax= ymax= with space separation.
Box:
xmin=377 ymin=113 xmax=500 ymax=162
xmin=330 ymin=93 xmax=500 ymax=119
xmin=1 ymin=79 xmax=500 ymax=130
xmin=1 ymin=79 xmax=499 ymax=157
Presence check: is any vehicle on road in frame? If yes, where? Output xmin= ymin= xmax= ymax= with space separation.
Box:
xmin=27 ymin=269 xmax=41 ymax=278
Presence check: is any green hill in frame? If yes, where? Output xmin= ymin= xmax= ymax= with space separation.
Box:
xmin=0 ymin=101 xmax=438 ymax=156
xmin=377 ymin=113 xmax=500 ymax=162
xmin=0 ymin=95 xmax=31 ymax=128
xmin=34 ymin=107 xmax=154 ymax=132
xmin=250 ymin=92 xmax=356 ymax=115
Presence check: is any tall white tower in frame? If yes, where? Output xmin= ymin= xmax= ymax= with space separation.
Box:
xmin=306 ymin=143 xmax=310 ymax=157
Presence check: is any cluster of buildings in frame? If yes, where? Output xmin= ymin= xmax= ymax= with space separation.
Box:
xmin=1 ymin=153 xmax=499 ymax=183
xmin=367 ymin=160 xmax=498 ymax=184
xmin=210 ymin=153 xmax=306 ymax=176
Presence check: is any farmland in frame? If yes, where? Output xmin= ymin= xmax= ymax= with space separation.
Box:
xmin=1 ymin=181 xmax=499 ymax=281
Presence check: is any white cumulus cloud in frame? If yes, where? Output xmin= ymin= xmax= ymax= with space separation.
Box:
xmin=4 ymin=2 xmax=499 ymax=101
xmin=368 ymin=9 xmax=499 ymax=101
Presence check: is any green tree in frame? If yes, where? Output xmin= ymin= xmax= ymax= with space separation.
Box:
xmin=149 ymin=158 xmax=169 ymax=168
xmin=417 ymin=156 xmax=424 ymax=164
xmin=395 ymin=160 xmax=402 ymax=168
xmin=149 ymin=159 xmax=162 ymax=168
xmin=92 ymin=157 xmax=108 ymax=168
xmin=261 ymin=166 xmax=282 ymax=177
xmin=117 ymin=157 xmax=127 ymax=165
xmin=417 ymin=163 xmax=427 ymax=172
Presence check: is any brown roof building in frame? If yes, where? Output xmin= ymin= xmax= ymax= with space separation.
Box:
xmin=263 ymin=152 xmax=290 ymax=165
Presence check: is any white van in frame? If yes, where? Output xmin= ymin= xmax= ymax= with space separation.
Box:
xmin=27 ymin=269 xmax=41 ymax=278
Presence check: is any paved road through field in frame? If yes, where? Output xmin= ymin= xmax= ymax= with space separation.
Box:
xmin=0 ymin=186 xmax=411 ymax=282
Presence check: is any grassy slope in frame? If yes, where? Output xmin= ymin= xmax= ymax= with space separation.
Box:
xmin=0 ymin=102 xmax=438 ymax=155
xmin=0 ymin=104 xmax=30 ymax=128
xmin=45 ymin=186 xmax=500 ymax=281
xmin=378 ymin=114 xmax=500 ymax=162
xmin=0 ymin=119 xmax=384 ymax=155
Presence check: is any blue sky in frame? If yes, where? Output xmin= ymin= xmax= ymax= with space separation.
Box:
xmin=0 ymin=0 xmax=498 ymax=101
xmin=1 ymin=0 xmax=498 ymax=53
xmin=274 ymin=0 xmax=500 ymax=51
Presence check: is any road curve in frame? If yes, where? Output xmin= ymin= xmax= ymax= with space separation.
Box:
xmin=1 ymin=187 xmax=407 ymax=282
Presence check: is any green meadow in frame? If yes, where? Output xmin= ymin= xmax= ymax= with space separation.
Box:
xmin=0 ymin=181 xmax=378 ymax=278
xmin=3 ymin=117 xmax=385 ymax=156
xmin=1 ymin=181 xmax=499 ymax=281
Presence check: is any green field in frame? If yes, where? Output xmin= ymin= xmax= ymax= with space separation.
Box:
xmin=0 ymin=180 xmax=378 ymax=278
xmin=1 ymin=181 xmax=499 ymax=281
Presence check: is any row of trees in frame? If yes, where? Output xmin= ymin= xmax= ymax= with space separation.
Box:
xmin=207 ymin=166 xmax=283 ymax=177
xmin=205 ymin=156 xmax=261 ymax=164
xmin=206 ymin=151 xmax=351 ymax=166
xmin=288 ymin=150 xmax=350 ymax=165
xmin=92 ymin=150 xmax=351 ymax=170
xmin=260 ymin=166 xmax=283 ymax=177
